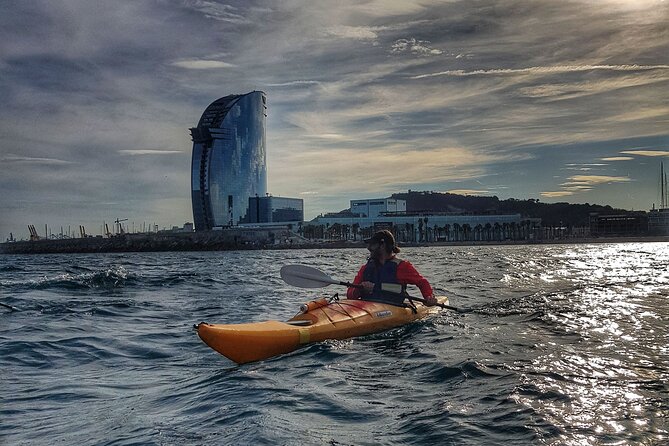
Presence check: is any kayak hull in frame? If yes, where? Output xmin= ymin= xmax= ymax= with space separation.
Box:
xmin=196 ymin=296 xmax=448 ymax=364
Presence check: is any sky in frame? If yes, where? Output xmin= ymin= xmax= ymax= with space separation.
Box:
xmin=1 ymin=0 xmax=668 ymax=239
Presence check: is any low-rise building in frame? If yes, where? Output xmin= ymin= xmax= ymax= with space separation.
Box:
xmin=589 ymin=212 xmax=648 ymax=236
xmin=648 ymin=208 xmax=669 ymax=236
xmin=304 ymin=196 xmax=539 ymax=242
xmin=247 ymin=196 xmax=304 ymax=224
xmin=350 ymin=198 xmax=406 ymax=218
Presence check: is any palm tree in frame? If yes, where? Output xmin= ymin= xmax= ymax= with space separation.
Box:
xmin=342 ymin=224 xmax=351 ymax=240
xmin=303 ymin=224 xmax=312 ymax=239
xmin=522 ymin=220 xmax=532 ymax=240
xmin=493 ymin=223 xmax=501 ymax=241
xmin=453 ymin=223 xmax=462 ymax=241
xmin=462 ymin=223 xmax=472 ymax=241
xmin=330 ymin=223 xmax=342 ymax=239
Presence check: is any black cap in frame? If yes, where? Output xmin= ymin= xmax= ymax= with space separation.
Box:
xmin=364 ymin=230 xmax=400 ymax=253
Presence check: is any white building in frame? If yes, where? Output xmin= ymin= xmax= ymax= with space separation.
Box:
xmin=350 ymin=198 xmax=406 ymax=218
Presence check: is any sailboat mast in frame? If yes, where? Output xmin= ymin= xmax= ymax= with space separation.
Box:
xmin=665 ymin=166 xmax=668 ymax=208
xmin=662 ymin=162 xmax=666 ymax=209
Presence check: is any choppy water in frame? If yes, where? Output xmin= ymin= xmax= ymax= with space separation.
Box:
xmin=1 ymin=243 xmax=668 ymax=445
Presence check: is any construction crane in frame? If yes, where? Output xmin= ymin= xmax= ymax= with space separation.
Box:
xmin=115 ymin=218 xmax=128 ymax=235
xmin=28 ymin=225 xmax=40 ymax=241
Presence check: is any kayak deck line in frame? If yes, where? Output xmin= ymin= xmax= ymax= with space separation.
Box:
xmin=311 ymin=301 xmax=370 ymax=325
xmin=285 ymin=320 xmax=312 ymax=326
xmin=195 ymin=296 xmax=449 ymax=364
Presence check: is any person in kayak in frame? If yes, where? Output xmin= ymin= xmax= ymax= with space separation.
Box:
xmin=347 ymin=229 xmax=438 ymax=307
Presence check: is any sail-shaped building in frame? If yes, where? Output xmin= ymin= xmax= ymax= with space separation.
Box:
xmin=190 ymin=91 xmax=268 ymax=230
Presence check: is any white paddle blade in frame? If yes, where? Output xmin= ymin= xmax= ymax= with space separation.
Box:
xmin=280 ymin=265 xmax=339 ymax=288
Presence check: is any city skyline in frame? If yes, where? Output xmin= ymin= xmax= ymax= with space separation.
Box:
xmin=1 ymin=1 xmax=668 ymax=239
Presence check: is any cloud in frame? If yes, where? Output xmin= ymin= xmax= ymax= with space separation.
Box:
xmin=118 ymin=150 xmax=183 ymax=156
xmin=349 ymin=0 xmax=431 ymax=17
xmin=621 ymin=150 xmax=669 ymax=157
xmin=540 ymin=174 xmax=632 ymax=199
xmin=599 ymin=0 xmax=667 ymax=11
xmin=391 ymin=38 xmax=443 ymax=56
xmin=541 ymin=191 xmax=575 ymax=198
xmin=563 ymin=175 xmax=632 ymax=186
xmin=171 ymin=59 xmax=236 ymax=69
xmin=446 ymin=189 xmax=489 ymax=195
xmin=269 ymin=145 xmax=528 ymax=201
xmin=1 ymin=155 xmax=74 ymax=165
xmin=185 ymin=1 xmax=250 ymax=24
xmin=266 ymin=80 xmax=322 ymax=87
xmin=325 ymin=25 xmax=379 ymax=40
xmin=411 ymin=64 xmax=669 ymax=80
xmin=563 ymin=163 xmax=609 ymax=172
xmin=517 ymin=72 xmax=669 ymax=102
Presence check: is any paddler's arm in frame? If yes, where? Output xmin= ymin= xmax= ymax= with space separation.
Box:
xmin=397 ymin=261 xmax=437 ymax=306
xmin=347 ymin=264 xmax=369 ymax=299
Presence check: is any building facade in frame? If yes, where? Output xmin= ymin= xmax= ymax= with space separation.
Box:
xmin=190 ymin=91 xmax=268 ymax=230
xmin=589 ymin=212 xmax=649 ymax=236
xmin=309 ymin=212 xmax=537 ymax=242
xmin=350 ymin=198 xmax=406 ymax=218
xmin=648 ymin=208 xmax=669 ymax=235
xmin=305 ymin=196 xmax=537 ymax=242
xmin=247 ymin=196 xmax=304 ymax=224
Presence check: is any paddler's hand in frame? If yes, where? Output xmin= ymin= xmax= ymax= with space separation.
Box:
xmin=361 ymin=281 xmax=374 ymax=294
xmin=423 ymin=295 xmax=438 ymax=307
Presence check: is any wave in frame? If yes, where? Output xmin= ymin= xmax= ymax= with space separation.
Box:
xmin=1 ymin=267 xmax=135 ymax=291
xmin=0 ymin=265 xmax=24 ymax=272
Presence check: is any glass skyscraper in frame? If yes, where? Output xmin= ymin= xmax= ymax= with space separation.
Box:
xmin=190 ymin=91 xmax=268 ymax=230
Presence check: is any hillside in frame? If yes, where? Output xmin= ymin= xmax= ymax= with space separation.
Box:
xmin=391 ymin=191 xmax=627 ymax=227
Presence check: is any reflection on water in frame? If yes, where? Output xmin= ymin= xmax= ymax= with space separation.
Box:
xmin=502 ymin=243 xmax=669 ymax=445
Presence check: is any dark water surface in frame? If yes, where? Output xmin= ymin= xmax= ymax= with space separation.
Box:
xmin=1 ymin=243 xmax=668 ymax=445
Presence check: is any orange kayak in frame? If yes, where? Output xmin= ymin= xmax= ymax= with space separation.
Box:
xmin=195 ymin=296 xmax=448 ymax=364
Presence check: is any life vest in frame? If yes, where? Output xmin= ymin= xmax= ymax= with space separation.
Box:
xmin=362 ymin=257 xmax=407 ymax=306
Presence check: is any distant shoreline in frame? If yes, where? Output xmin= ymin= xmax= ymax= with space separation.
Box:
xmin=285 ymin=236 xmax=669 ymax=251
xmin=402 ymin=235 xmax=669 ymax=247
xmin=1 ymin=232 xmax=668 ymax=255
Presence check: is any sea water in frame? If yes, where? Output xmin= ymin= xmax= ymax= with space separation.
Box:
xmin=1 ymin=243 xmax=668 ymax=445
